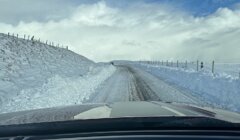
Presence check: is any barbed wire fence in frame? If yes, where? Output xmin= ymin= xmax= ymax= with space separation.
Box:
xmin=6 ymin=32 xmax=69 ymax=50
xmin=138 ymin=60 xmax=240 ymax=79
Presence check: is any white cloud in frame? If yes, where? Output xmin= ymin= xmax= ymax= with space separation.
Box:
xmin=0 ymin=1 xmax=240 ymax=62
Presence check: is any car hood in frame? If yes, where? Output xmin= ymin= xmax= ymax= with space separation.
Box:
xmin=0 ymin=101 xmax=240 ymax=125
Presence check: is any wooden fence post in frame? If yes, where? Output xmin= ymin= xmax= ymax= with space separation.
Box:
xmin=177 ymin=60 xmax=179 ymax=67
xmin=197 ymin=60 xmax=199 ymax=71
xmin=185 ymin=61 xmax=188 ymax=69
xmin=212 ymin=60 xmax=215 ymax=74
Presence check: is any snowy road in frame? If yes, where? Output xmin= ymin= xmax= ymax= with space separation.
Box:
xmin=84 ymin=64 xmax=203 ymax=105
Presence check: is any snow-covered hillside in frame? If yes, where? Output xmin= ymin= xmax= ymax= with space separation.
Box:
xmin=0 ymin=33 xmax=115 ymax=113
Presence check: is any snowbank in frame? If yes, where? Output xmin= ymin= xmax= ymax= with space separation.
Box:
xmin=0 ymin=65 xmax=116 ymax=113
xmin=135 ymin=63 xmax=240 ymax=112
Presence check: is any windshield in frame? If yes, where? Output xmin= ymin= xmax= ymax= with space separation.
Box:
xmin=0 ymin=0 xmax=240 ymax=126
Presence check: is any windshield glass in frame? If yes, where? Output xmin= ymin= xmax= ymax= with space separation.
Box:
xmin=0 ymin=0 xmax=240 ymax=126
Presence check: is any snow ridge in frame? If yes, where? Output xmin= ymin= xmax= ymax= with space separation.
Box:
xmin=1 ymin=65 xmax=116 ymax=113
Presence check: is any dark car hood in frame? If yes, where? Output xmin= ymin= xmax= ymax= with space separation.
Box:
xmin=0 ymin=101 xmax=240 ymax=125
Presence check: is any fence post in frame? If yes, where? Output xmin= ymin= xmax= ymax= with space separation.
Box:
xmin=166 ymin=60 xmax=168 ymax=66
xmin=177 ymin=60 xmax=179 ymax=67
xmin=31 ymin=36 xmax=34 ymax=41
xmin=24 ymin=34 xmax=26 ymax=39
xmin=7 ymin=32 xmax=9 ymax=37
xmin=17 ymin=34 xmax=18 ymax=38
xmin=212 ymin=60 xmax=215 ymax=74
xmin=185 ymin=61 xmax=188 ymax=69
xmin=200 ymin=62 xmax=204 ymax=69
xmin=197 ymin=60 xmax=199 ymax=71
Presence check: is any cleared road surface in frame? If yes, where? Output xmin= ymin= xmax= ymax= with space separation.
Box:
xmin=84 ymin=64 xmax=203 ymax=105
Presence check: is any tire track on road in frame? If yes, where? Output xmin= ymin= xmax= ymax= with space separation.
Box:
xmin=126 ymin=66 xmax=161 ymax=101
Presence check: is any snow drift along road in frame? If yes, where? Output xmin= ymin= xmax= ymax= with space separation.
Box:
xmin=135 ymin=63 xmax=240 ymax=112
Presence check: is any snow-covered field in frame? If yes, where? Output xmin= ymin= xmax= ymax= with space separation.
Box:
xmin=0 ymin=33 xmax=115 ymax=113
xmin=135 ymin=63 xmax=240 ymax=112
xmin=139 ymin=61 xmax=240 ymax=79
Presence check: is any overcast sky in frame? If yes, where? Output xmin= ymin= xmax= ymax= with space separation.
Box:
xmin=0 ymin=0 xmax=240 ymax=62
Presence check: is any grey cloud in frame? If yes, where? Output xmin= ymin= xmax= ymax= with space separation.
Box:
xmin=0 ymin=0 xmax=76 ymax=24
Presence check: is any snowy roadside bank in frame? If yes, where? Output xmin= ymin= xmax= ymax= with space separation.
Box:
xmin=0 ymin=65 xmax=116 ymax=113
xmin=135 ymin=63 xmax=240 ymax=112
xmin=0 ymin=33 xmax=95 ymax=104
